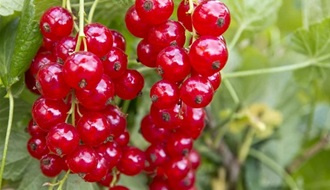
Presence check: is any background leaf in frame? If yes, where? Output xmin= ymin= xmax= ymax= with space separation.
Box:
xmin=0 ymin=0 xmax=24 ymax=16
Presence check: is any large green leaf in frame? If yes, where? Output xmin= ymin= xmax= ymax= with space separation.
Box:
xmin=0 ymin=0 xmax=24 ymax=16
xmin=303 ymin=0 xmax=330 ymax=25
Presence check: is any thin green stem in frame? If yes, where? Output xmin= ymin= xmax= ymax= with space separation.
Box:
xmin=75 ymin=0 xmax=86 ymax=52
xmin=223 ymin=78 xmax=240 ymax=105
xmin=70 ymin=92 xmax=76 ymax=126
xmin=122 ymin=100 xmax=131 ymax=113
xmin=249 ymin=149 xmax=300 ymax=190
xmin=56 ymin=170 xmax=70 ymax=190
xmin=0 ymin=89 xmax=14 ymax=189
xmin=228 ymin=24 xmax=246 ymax=51
xmin=238 ymin=128 xmax=255 ymax=163
xmin=88 ymin=0 xmax=99 ymax=23
xmin=62 ymin=0 xmax=67 ymax=8
xmin=188 ymin=0 xmax=197 ymax=42
xmin=66 ymin=0 xmax=79 ymax=32
xmin=48 ymin=176 xmax=58 ymax=190
xmin=110 ymin=169 xmax=118 ymax=187
xmin=72 ymin=0 xmax=108 ymax=7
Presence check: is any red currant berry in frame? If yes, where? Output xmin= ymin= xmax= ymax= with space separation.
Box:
xmin=40 ymin=154 xmax=65 ymax=177
xmin=25 ymin=69 xmax=40 ymax=95
xmin=150 ymin=103 xmax=181 ymax=130
xmin=36 ymin=62 xmax=71 ymax=100
xmin=63 ymin=51 xmax=103 ymax=89
xmin=103 ymin=47 xmax=128 ymax=79
xmin=83 ymin=155 xmax=108 ymax=182
xmin=114 ymin=69 xmax=144 ymax=100
xmin=97 ymin=141 xmax=122 ymax=169
xmin=150 ymin=80 xmax=179 ymax=109
xmin=206 ymin=72 xmax=221 ymax=91
xmin=46 ymin=123 xmax=80 ymax=156
xmin=115 ymin=131 xmax=130 ymax=147
xmin=54 ymin=36 xmax=76 ymax=64
xmin=180 ymin=76 xmax=214 ymax=108
xmin=125 ymin=5 xmax=151 ymax=38
xmin=42 ymin=37 xmax=56 ymax=51
xmin=135 ymin=0 xmax=174 ymax=25
xmin=76 ymin=75 xmax=115 ymax=111
xmin=27 ymin=136 xmax=49 ymax=159
xmin=188 ymin=149 xmax=201 ymax=170
xmin=103 ymin=105 xmax=127 ymax=139
xmin=84 ymin=23 xmax=113 ymax=57
xmin=218 ymin=35 xmax=226 ymax=45
xmin=140 ymin=115 xmax=170 ymax=144
xmin=77 ymin=112 xmax=111 ymax=146
xmin=149 ymin=177 xmax=170 ymax=190
xmin=165 ymin=157 xmax=190 ymax=180
xmin=145 ymin=143 xmax=168 ymax=168
xmin=148 ymin=20 xmax=186 ymax=50
xmin=111 ymin=30 xmax=126 ymax=51
xmin=189 ymin=36 xmax=228 ymax=76
xmin=26 ymin=119 xmax=47 ymax=137
xmin=30 ymin=51 xmax=56 ymax=78
xmin=66 ymin=145 xmax=98 ymax=174
xmin=192 ymin=0 xmax=230 ymax=36
xmin=32 ymin=97 xmax=69 ymax=131
xmin=168 ymin=169 xmax=195 ymax=190
xmin=179 ymin=105 xmax=205 ymax=139
xmin=117 ymin=147 xmax=146 ymax=176
xmin=177 ymin=0 xmax=203 ymax=31
xmin=110 ymin=186 xmax=129 ymax=190
xmin=166 ymin=133 xmax=193 ymax=158
xmin=137 ymin=39 xmax=159 ymax=68
xmin=156 ymin=46 xmax=191 ymax=82
xmin=40 ymin=6 xmax=73 ymax=40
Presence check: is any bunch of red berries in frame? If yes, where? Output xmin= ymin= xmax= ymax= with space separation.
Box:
xmin=125 ymin=0 xmax=230 ymax=189
xmin=25 ymin=5 xmax=146 ymax=190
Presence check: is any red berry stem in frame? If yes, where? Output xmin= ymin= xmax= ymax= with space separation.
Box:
xmin=110 ymin=168 xmax=119 ymax=188
xmin=75 ymin=0 xmax=86 ymax=52
xmin=88 ymin=0 xmax=99 ymax=23
xmin=188 ymin=0 xmax=197 ymax=42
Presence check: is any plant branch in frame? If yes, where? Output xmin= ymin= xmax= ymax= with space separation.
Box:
xmin=0 ymin=89 xmax=14 ymax=189
xmin=75 ymin=0 xmax=86 ymax=52
xmin=88 ymin=0 xmax=99 ymax=23
xmin=228 ymin=24 xmax=246 ymax=51
xmin=223 ymin=78 xmax=240 ymax=105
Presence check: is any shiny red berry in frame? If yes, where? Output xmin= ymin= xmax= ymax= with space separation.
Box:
xmin=192 ymin=0 xmax=230 ymax=36
xmin=97 ymin=141 xmax=122 ymax=169
xmin=156 ymin=46 xmax=191 ymax=82
xmin=140 ymin=115 xmax=170 ymax=144
xmin=46 ymin=123 xmax=79 ymax=156
xmin=179 ymin=105 xmax=205 ymax=139
xmin=166 ymin=133 xmax=193 ymax=158
xmin=188 ymin=149 xmax=201 ymax=170
xmin=26 ymin=119 xmax=47 ymax=137
xmin=125 ymin=5 xmax=151 ymax=38
xmin=66 ymin=145 xmax=98 ymax=174
xmin=148 ymin=20 xmax=186 ymax=50
xmin=103 ymin=105 xmax=127 ymax=139
xmin=177 ymin=0 xmax=203 ymax=31
xmin=36 ymin=62 xmax=71 ymax=100
xmin=165 ymin=157 xmax=190 ymax=180
xmin=114 ymin=69 xmax=144 ymax=100
xmin=117 ymin=147 xmax=146 ymax=176
xmin=137 ymin=39 xmax=159 ymax=68
xmin=84 ymin=23 xmax=113 ymax=57
xmin=150 ymin=103 xmax=181 ymax=130
xmin=180 ymin=76 xmax=214 ymax=108
xmin=42 ymin=37 xmax=56 ymax=51
xmin=40 ymin=154 xmax=65 ymax=177
xmin=63 ymin=51 xmax=103 ymax=89
xmin=111 ymin=30 xmax=126 ymax=51
xmin=40 ymin=6 xmax=73 ymax=40
xmin=150 ymin=80 xmax=179 ymax=109
xmin=189 ymin=36 xmax=228 ymax=76
xmin=32 ymin=97 xmax=69 ymax=131
xmin=206 ymin=72 xmax=221 ymax=90
xmin=149 ymin=177 xmax=170 ymax=190
xmin=83 ymin=155 xmax=108 ymax=182
xmin=135 ymin=0 xmax=174 ymax=25
xmin=110 ymin=186 xmax=129 ymax=190
xmin=54 ymin=36 xmax=76 ymax=63
xmin=27 ymin=136 xmax=49 ymax=159
xmin=77 ymin=112 xmax=111 ymax=146
xmin=76 ymin=75 xmax=115 ymax=111
xmin=103 ymin=47 xmax=128 ymax=79
xmin=30 ymin=51 xmax=56 ymax=78
xmin=25 ymin=69 xmax=40 ymax=95
xmin=115 ymin=131 xmax=130 ymax=147
xmin=145 ymin=143 xmax=168 ymax=168
xmin=168 ymin=169 xmax=195 ymax=190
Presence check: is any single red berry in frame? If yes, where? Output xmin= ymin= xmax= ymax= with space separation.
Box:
xmin=156 ymin=46 xmax=191 ymax=82
xmin=63 ymin=51 xmax=103 ymax=89
xmin=150 ymin=103 xmax=181 ymax=130
xmin=110 ymin=186 xmax=129 ymax=190
xmin=25 ymin=69 xmax=40 ymax=95
xmin=165 ymin=157 xmax=190 ymax=180
xmin=218 ymin=35 xmax=226 ymax=45
xmin=140 ymin=115 xmax=170 ymax=144
xmin=46 ymin=123 xmax=80 ymax=156
xmin=206 ymin=72 xmax=221 ymax=91
xmin=77 ymin=112 xmax=111 ymax=146
xmin=145 ymin=143 xmax=168 ymax=168
xmin=115 ymin=131 xmax=130 ymax=147
xmin=177 ymin=0 xmax=204 ymax=31
xmin=179 ymin=105 xmax=205 ymax=139
xmin=40 ymin=6 xmax=73 ymax=40
xmin=83 ymin=155 xmax=108 ymax=182
xmin=149 ymin=177 xmax=170 ymax=190
xmin=166 ymin=132 xmax=193 ymax=158
xmin=103 ymin=47 xmax=128 ymax=79
xmin=192 ymin=0 xmax=230 ymax=36
xmin=148 ymin=20 xmax=186 ymax=50
xmin=150 ymin=80 xmax=179 ymax=109
xmin=40 ymin=154 xmax=65 ymax=177
xmin=168 ymin=169 xmax=195 ymax=190
xmin=76 ymin=75 xmax=115 ymax=111
xmin=26 ymin=119 xmax=47 ymax=137
xmin=125 ymin=5 xmax=151 ymax=38
xmin=99 ymin=170 xmax=120 ymax=187
xmin=180 ymin=76 xmax=214 ymax=108
xmin=114 ymin=69 xmax=144 ymax=100
xmin=32 ymin=97 xmax=69 ymax=131
xmin=137 ymin=39 xmax=159 ymax=68
xmin=111 ymin=30 xmax=126 ymax=51
xmin=117 ymin=146 xmax=146 ymax=176
xmin=30 ymin=51 xmax=56 ymax=78
xmin=188 ymin=149 xmax=201 ymax=170
xmin=54 ymin=36 xmax=76 ymax=64
xmin=36 ymin=62 xmax=71 ymax=100
xmin=27 ymin=136 xmax=49 ymax=159
xmin=189 ymin=36 xmax=228 ymax=76
xmin=103 ymin=105 xmax=127 ymax=139
xmin=84 ymin=23 xmax=113 ymax=57
xmin=97 ymin=141 xmax=122 ymax=169
xmin=135 ymin=0 xmax=174 ymax=25
xmin=42 ymin=37 xmax=56 ymax=51
xmin=66 ymin=145 xmax=98 ymax=174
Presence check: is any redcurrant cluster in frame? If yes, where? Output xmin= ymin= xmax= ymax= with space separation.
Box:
xmin=125 ymin=0 xmax=230 ymax=189
xmin=25 ymin=6 xmax=145 ymax=190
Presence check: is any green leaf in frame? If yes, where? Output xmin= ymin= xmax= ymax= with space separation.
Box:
xmin=0 ymin=0 xmax=24 ymax=16
xmin=118 ymin=174 xmax=148 ymax=190
xmin=64 ymin=175 xmax=100 ymax=190
xmin=304 ymin=0 xmax=330 ymax=26
xmin=223 ymin=0 xmax=282 ymax=31
xmin=17 ymin=160 xmax=49 ymax=190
